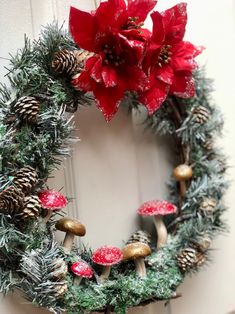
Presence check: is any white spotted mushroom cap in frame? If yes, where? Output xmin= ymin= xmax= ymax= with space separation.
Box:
xmin=138 ymin=200 xmax=177 ymax=216
xmin=71 ymin=260 xmax=93 ymax=278
xmin=92 ymin=246 xmax=123 ymax=266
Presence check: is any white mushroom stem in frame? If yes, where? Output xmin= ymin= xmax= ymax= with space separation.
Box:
xmin=153 ymin=215 xmax=168 ymax=249
xmin=134 ymin=258 xmax=146 ymax=278
xmin=44 ymin=210 xmax=53 ymax=223
xmin=63 ymin=232 xmax=75 ymax=253
xmin=74 ymin=276 xmax=82 ymax=285
xmin=100 ymin=266 xmax=111 ymax=282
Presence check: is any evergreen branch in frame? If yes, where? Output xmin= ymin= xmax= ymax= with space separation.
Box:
xmin=19 ymin=241 xmax=65 ymax=313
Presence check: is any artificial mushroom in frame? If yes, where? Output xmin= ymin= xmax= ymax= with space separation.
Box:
xmin=138 ymin=200 xmax=177 ymax=249
xmin=122 ymin=242 xmax=151 ymax=278
xmin=38 ymin=189 xmax=68 ymax=222
xmin=173 ymin=164 xmax=193 ymax=197
xmin=92 ymin=246 xmax=123 ymax=282
xmin=71 ymin=260 xmax=93 ymax=285
xmin=55 ymin=217 xmax=86 ymax=253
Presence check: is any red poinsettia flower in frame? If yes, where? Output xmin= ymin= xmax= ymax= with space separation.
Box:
xmin=69 ymin=0 xmax=157 ymax=120
xmin=72 ymin=36 xmax=147 ymax=120
xmin=140 ymin=3 xmax=203 ymax=114
xmin=70 ymin=0 xmax=157 ymax=49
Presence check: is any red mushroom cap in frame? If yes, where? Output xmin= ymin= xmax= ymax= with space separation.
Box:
xmin=71 ymin=260 xmax=93 ymax=278
xmin=92 ymin=246 xmax=123 ymax=266
xmin=38 ymin=189 xmax=68 ymax=210
xmin=137 ymin=200 xmax=177 ymax=216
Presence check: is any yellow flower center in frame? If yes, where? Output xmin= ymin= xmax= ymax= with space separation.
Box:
xmin=158 ymin=45 xmax=172 ymax=67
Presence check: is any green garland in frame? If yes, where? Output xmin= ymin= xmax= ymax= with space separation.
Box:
xmin=0 ymin=24 xmax=228 ymax=314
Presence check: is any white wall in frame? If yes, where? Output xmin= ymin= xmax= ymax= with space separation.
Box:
xmin=0 ymin=1 xmax=235 ymax=314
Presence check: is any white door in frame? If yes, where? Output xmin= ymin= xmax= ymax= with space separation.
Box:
xmin=0 ymin=1 xmax=235 ymax=314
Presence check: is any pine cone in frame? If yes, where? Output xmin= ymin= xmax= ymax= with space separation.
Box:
xmin=195 ymin=236 xmax=212 ymax=252
xmin=13 ymin=166 xmax=38 ymax=195
xmin=176 ymin=247 xmax=206 ymax=272
xmin=126 ymin=230 xmax=151 ymax=246
xmin=14 ymin=96 xmax=40 ymax=123
xmin=203 ymin=139 xmax=214 ymax=151
xmin=176 ymin=247 xmax=197 ymax=272
xmin=200 ymin=198 xmax=217 ymax=214
xmin=18 ymin=195 xmax=41 ymax=220
xmin=74 ymin=49 xmax=93 ymax=72
xmin=0 ymin=186 xmax=24 ymax=215
xmin=51 ymin=50 xmax=77 ymax=76
xmin=195 ymin=251 xmax=206 ymax=267
xmin=49 ymin=258 xmax=68 ymax=280
xmin=192 ymin=106 xmax=210 ymax=124
xmin=54 ymin=282 xmax=68 ymax=298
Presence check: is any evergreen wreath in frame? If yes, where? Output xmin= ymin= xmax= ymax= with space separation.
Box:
xmin=0 ymin=1 xmax=228 ymax=314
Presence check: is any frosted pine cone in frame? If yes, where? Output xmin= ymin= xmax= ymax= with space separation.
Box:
xmin=192 ymin=106 xmax=210 ymax=124
xmin=0 ymin=186 xmax=24 ymax=215
xmin=14 ymin=96 xmax=40 ymax=123
xmin=203 ymin=139 xmax=214 ymax=151
xmin=126 ymin=230 xmax=151 ymax=246
xmin=200 ymin=198 xmax=217 ymax=214
xmin=19 ymin=195 xmax=41 ymax=220
xmin=176 ymin=247 xmax=197 ymax=271
xmin=51 ymin=49 xmax=77 ymax=76
xmin=176 ymin=247 xmax=206 ymax=272
xmin=54 ymin=282 xmax=68 ymax=298
xmin=13 ymin=166 xmax=38 ymax=195
xmin=49 ymin=258 xmax=68 ymax=280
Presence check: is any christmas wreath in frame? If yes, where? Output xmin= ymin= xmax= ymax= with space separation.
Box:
xmin=0 ymin=1 xmax=228 ymax=314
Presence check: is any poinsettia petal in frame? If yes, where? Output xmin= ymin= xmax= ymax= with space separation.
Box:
xmin=95 ymin=0 xmax=127 ymax=29
xmin=89 ymin=56 xmax=103 ymax=83
xmin=151 ymin=11 xmax=165 ymax=44
xmin=161 ymin=3 xmax=187 ymax=44
xmin=139 ymin=28 xmax=152 ymax=40
xmin=85 ymin=55 xmax=100 ymax=71
xmin=127 ymin=0 xmax=157 ymax=22
xmin=156 ymin=64 xmax=174 ymax=84
xmin=142 ymin=41 xmax=162 ymax=73
xmin=171 ymin=41 xmax=199 ymax=71
xmin=170 ymin=72 xmax=195 ymax=98
xmin=118 ymin=33 xmax=145 ymax=62
xmin=140 ymin=78 xmax=169 ymax=114
xmin=94 ymin=85 xmax=125 ymax=121
xmin=71 ymin=71 xmax=94 ymax=92
xmin=69 ymin=7 xmax=97 ymax=52
xmin=101 ymin=66 xmax=118 ymax=87
xmin=121 ymin=28 xmax=152 ymax=41
xmin=194 ymin=45 xmax=205 ymax=57
xmin=118 ymin=65 xmax=147 ymax=91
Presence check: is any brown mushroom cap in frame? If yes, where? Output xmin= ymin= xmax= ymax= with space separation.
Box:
xmin=122 ymin=242 xmax=151 ymax=261
xmin=55 ymin=217 xmax=86 ymax=236
xmin=173 ymin=164 xmax=193 ymax=181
